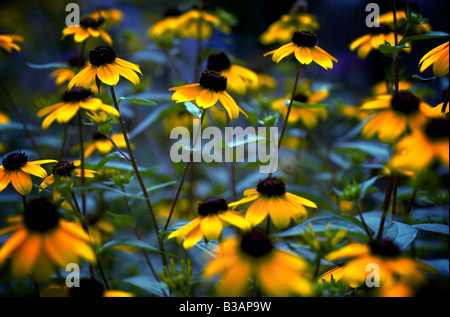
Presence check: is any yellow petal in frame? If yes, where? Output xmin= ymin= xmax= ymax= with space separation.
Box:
xmin=200 ymin=215 xmax=223 ymax=241
xmin=0 ymin=229 xmax=27 ymax=263
xmin=97 ymin=64 xmax=120 ymax=86
xmin=11 ymin=171 xmax=33 ymax=195
xmin=196 ymin=89 xmax=219 ymax=109
xmin=12 ymin=234 xmax=42 ymax=279
xmin=21 ymin=163 xmax=48 ymax=179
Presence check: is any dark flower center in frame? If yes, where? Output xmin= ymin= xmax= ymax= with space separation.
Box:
xmin=197 ymin=197 xmax=228 ymax=217
xmin=256 ymin=177 xmax=286 ymax=197
xmin=292 ymin=31 xmax=317 ymax=47
xmin=367 ymin=24 xmax=391 ymax=35
xmin=80 ymin=17 xmax=105 ymax=29
xmin=240 ymin=229 xmax=273 ymax=258
xmin=293 ymin=94 xmax=308 ymax=103
xmin=62 ymin=87 xmax=92 ymax=103
xmin=89 ymin=45 xmax=116 ymax=66
xmin=164 ymin=7 xmax=181 ymax=17
xmin=23 ymin=198 xmax=61 ymax=232
xmin=199 ymin=71 xmax=227 ymax=92
xmin=92 ymin=131 xmax=108 ymax=140
xmin=424 ymin=118 xmax=449 ymax=142
xmin=2 ymin=151 xmax=28 ymax=171
xmin=69 ymin=278 xmax=105 ymax=297
xmin=369 ymin=239 xmax=400 ymax=257
xmin=207 ymin=52 xmax=231 ymax=72
xmin=390 ymin=91 xmax=420 ymax=115
xmin=52 ymin=161 xmax=76 ymax=178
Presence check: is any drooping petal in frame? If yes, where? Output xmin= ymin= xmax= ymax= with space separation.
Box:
xmin=200 ymin=215 xmax=223 ymax=241
xmin=21 ymin=163 xmax=48 ymax=179
xmin=97 ymin=64 xmax=120 ymax=86
xmin=196 ymin=89 xmax=219 ymax=109
xmin=11 ymin=234 xmax=42 ymax=279
xmin=0 ymin=229 xmax=27 ymax=263
xmin=0 ymin=169 xmax=13 ymax=192
xmin=11 ymin=171 xmax=33 ymax=196
xmin=68 ymin=64 xmax=97 ymax=89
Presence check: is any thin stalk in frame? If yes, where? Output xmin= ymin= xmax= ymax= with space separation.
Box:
xmin=392 ymin=0 xmax=400 ymax=95
xmin=405 ymin=187 xmax=418 ymax=215
xmin=226 ymin=115 xmax=237 ymax=201
xmin=268 ymin=63 xmax=301 ymax=178
xmin=355 ymin=201 xmax=373 ymax=240
xmin=108 ymin=135 xmax=131 ymax=162
xmin=0 ymin=74 xmax=42 ymax=159
xmin=377 ymin=174 xmax=395 ymax=240
xmin=109 ymin=86 xmax=167 ymax=266
xmin=164 ymin=110 xmax=207 ymax=231
xmin=120 ymin=184 xmax=162 ymax=284
xmin=76 ymin=113 xmax=87 ymax=225
xmin=58 ymin=124 xmax=69 ymax=161
xmin=442 ymin=82 xmax=449 ymax=113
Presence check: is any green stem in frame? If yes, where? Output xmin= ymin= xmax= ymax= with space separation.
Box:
xmin=164 ymin=110 xmax=207 ymax=231
xmin=76 ymin=113 xmax=87 ymax=225
xmin=109 ymin=86 xmax=167 ymax=266
xmin=355 ymin=201 xmax=372 ymax=240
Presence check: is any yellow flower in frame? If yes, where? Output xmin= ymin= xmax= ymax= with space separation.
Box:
xmin=176 ymin=8 xmax=229 ymax=40
xmin=376 ymin=10 xmax=432 ymax=34
xmin=38 ymin=160 xmax=98 ymax=209
xmin=0 ymin=151 xmax=57 ymax=196
xmin=349 ymin=25 xmax=410 ymax=59
xmin=371 ymin=80 xmax=413 ymax=96
xmin=0 ymin=198 xmax=96 ymax=283
xmin=264 ymin=31 xmax=337 ymax=69
xmin=320 ymin=239 xmax=433 ymax=296
xmin=0 ymin=34 xmax=23 ymax=53
xmin=0 ymin=111 xmax=10 ymax=124
xmin=359 ymin=91 xmax=442 ymax=143
xmin=272 ymin=79 xmax=329 ymax=128
xmin=204 ymin=229 xmax=313 ymax=296
xmin=157 ymin=198 xmax=197 ymax=220
xmin=418 ymin=42 xmax=449 ymax=78
xmin=86 ymin=215 xmax=115 ymax=247
xmin=169 ymin=70 xmax=247 ymax=120
xmin=62 ymin=16 xmax=112 ymax=44
xmin=74 ymin=132 xmax=129 ymax=158
xmin=337 ymin=104 xmax=370 ymax=121
xmin=260 ymin=13 xmax=320 ymax=45
xmin=68 ymin=46 xmax=142 ymax=88
xmin=168 ymin=197 xmax=250 ymax=249
xmin=49 ymin=56 xmax=86 ymax=86
xmin=206 ymin=52 xmax=259 ymax=95
xmin=250 ymin=72 xmax=277 ymax=92
xmin=41 ymin=279 xmax=133 ymax=297
xmin=148 ymin=8 xmax=182 ymax=43
xmin=391 ymin=117 xmax=449 ymax=171
xmin=229 ymin=177 xmax=317 ymax=229
xmin=87 ymin=8 xmax=123 ymax=25
xmin=37 ymin=87 xmax=119 ymax=130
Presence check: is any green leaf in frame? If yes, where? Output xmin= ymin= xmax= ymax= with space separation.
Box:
xmin=27 ymin=62 xmax=71 ymax=69
xmin=412 ymin=74 xmax=437 ymax=83
xmin=378 ymin=43 xmax=410 ymax=57
xmin=413 ymin=223 xmax=449 ymax=235
xmin=283 ymin=99 xmax=328 ymax=109
xmin=118 ymin=97 xmax=157 ymax=106
xmin=270 ymin=216 xmax=370 ymax=242
xmin=184 ymin=101 xmax=202 ymax=118
xmin=334 ymin=141 xmax=390 ymax=161
xmin=97 ymin=121 xmax=112 ymax=136
xmin=105 ymin=210 xmax=134 ymax=226
xmin=111 ymin=276 xmax=168 ymax=297
xmin=399 ymin=31 xmax=449 ymax=45
xmin=94 ymin=152 xmax=122 ymax=170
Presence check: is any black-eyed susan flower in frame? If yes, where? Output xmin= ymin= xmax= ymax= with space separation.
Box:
xmin=49 ymin=56 xmax=86 ymax=86
xmin=228 ymin=177 xmax=317 ymax=229
xmin=176 ymin=7 xmax=229 ymax=40
xmin=68 ymin=45 xmax=142 ymax=88
xmin=0 ymin=152 xmax=56 ymax=196
xmin=39 ymin=160 xmax=98 ymax=208
xmin=62 ymin=16 xmax=112 ymax=44
xmin=376 ymin=10 xmax=432 ymax=34
xmin=271 ymin=79 xmax=329 ymax=129
xmin=0 ymin=34 xmax=23 ymax=53
xmin=359 ymin=91 xmax=442 ymax=143
xmin=260 ymin=13 xmax=320 ymax=45
xmin=37 ymin=87 xmax=119 ymax=130
xmin=0 ymin=198 xmax=96 ymax=283
xmin=75 ymin=132 xmax=129 ymax=158
xmin=41 ymin=278 xmax=133 ymax=297
xmin=320 ymin=239 xmax=433 ymax=296
xmin=169 ymin=70 xmax=247 ymax=120
xmin=204 ymin=229 xmax=313 ymax=296
xmin=147 ymin=8 xmax=182 ymax=44
xmin=349 ymin=25 xmax=410 ymax=59
xmin=264 ymin=31 xmax=337 ymax=69
xmin=168 ymin=197 xmax=250 ymax=249
xmin=391 ymin=117 xmax=449 ymax=171
xmin=418 ymin=42 xmax=449 ymax=78
xmin=206 ymin=52 xmax=259 ymax=95
xmin=88 ymin=8 xmax=123 ymax=26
